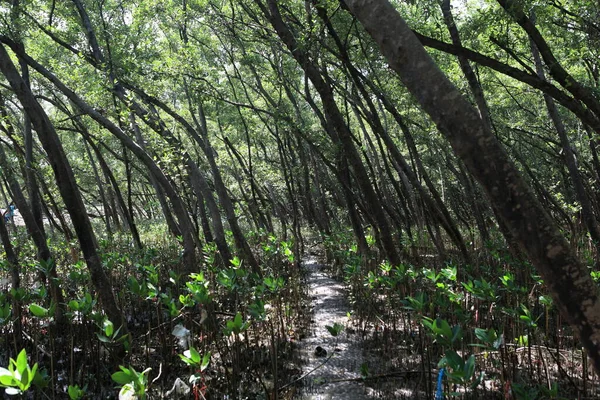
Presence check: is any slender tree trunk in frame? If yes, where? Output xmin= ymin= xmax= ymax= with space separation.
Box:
xmin=129 ymin=113 xmax=182 ymax=238
xmin=529 ymin=13 xmax=600 ymax=260
xmin=0 ymin=44 xmax=127 ymax=338
xmin=19 ymin=56 xmax=45 ymax=234
xmin=440 ymin=0 xmax=492 ymax=245
xmin=257 ymin=0 xmax=402 ymax=266
xmin=80 ymin=131 xmax=142 ymax=249
xmin=0 ymin=205 xmax=22 ymax=350
xmin=82 ymin=137 xmax=112 ymax=237
xmin=0 ymin=122 xmax=65 ymax=325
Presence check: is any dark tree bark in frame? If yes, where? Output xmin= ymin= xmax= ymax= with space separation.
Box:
xmin=343 ymin=0 xmax=600 ymax=373
xmin=126 ymin=102 xmax=229 ymax=271
xmin=79 ymin=130 xmax=142 ymax=249
xmin=125 ymin=88 xmax=255 ymax=272
xmin=255 ymin=0 xmax=402 ymax=266
xmin=19 ymin=57 xmax=45 ymax=235
xmin=440 ymin=0 xmax=493 ymax=245
xmin=314 ymin=4 xmax=469 ymax=259
xmin=0 ymin=105 xmax=66 ymax=325
xmin=82 ymin=137 xmax=112 ymax=237
xmin=0 ymin=44 xmax=126 ymax=336
xmin=0 ymin=198 xmax=22 ymax=350
xmin=129 ymin=113 xmax=183 ymax=240
xmin=528 ymin=12 xmax=600 ymax=261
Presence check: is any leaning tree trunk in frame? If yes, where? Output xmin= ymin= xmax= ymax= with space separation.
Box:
xmin=79 ymin=129 xmax=142 ymax=249
xmin=0 ymin=199 xmax=22 ymax=350
xmin=0 ymin=132 xmax=65 ymax=325
xmin=440 ymin=0 xmax=491 ymax=245
xmin=257 ymin=0 xmax=402 ymax=266
xmin=129 ymin=113 xmax=183 ymax=240
xmin=528 ymin=12 xmax=600 ymax=261
xmin=19 ymin=56 xmax=45 ymax=234
xmin=5 ymin=38 xmax=201 ymax=277
xmin=0 ymin=44 xmax=128 ymax=339
xmin=343 ymin=0 xmax=600 ymax=373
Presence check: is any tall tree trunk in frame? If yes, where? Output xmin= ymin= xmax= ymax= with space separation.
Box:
xmin=129 ymin=113 xmax=182 ymax=239
xmin=0 ymin=202 xmax=22 ymax=350
xmin=19 ymin=56 xmax=45 ymax=234
xmin=7 ymin=40 xmax=199 ymax=277
xmin=126 ymin=88 xmax=255 ymax=272
xmin=440 ymin=0 xmax=492 ymax=245
xmin=343 ymin=0 xmax=600 ymax=372
xmin=257 ymin=0 xmax=402 ymax=266
xmin=0 ymin=44 xmax=127 ymax=338
xmin=0 ymin=111 xmax=65 ymax=325
xmin=80 ymin=130 xmax=142 ymax=249
xmin=529 ymin=12 xmax=600 ymax=261
xmin=82 ymin=137 xmax=112 ymax=237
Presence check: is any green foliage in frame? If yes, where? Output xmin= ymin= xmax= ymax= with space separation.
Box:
xmin=518 ymin=304 xmax=539 ymax=329
xmin=29 ymin=303 xmax=53 ymax=318
xmin=472 ymin=328 xmax=502 ymax=351
xmin=0 ymin=302 xmax=11 ymax=326
xmin=179 ymin=347 xmax=211 ymax=371
xmin=96 ymin=318 xmax=130 ymax=351
xmin=325 ymin=322 xmax=344 ymax=337
xmin=111 ymin=366 xmax=152 ymax=400
xmin=0 ymin=349 xmax=40 ymax=396
xmin=67 ymin=384 xmax=86 ymax=400
xmin=438 ymin=351 xmax=483 ymax=392
xmin=422 ymin=317 xmax=463 ymax=347
xmin=184 ymin=272 xmax=211 ymax=306
xmin=67 ymin=293 xmax=95 ymax=317
xmin=180 ymin=348 xmax=211 ymax=386
xmin=224 ymin=312 xmax=250 ymax=336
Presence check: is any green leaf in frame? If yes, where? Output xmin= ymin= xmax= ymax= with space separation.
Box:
xmin=0 ymin=369 xmax=17 ymax=386
xmin=445 ymin=350 xmax=463 ymax=369
xmin=474 ymin=328 xmax=488 ymax=342
xmin=325 ymin=322 xmax=344 ymax=337
xmin=68 ymin=385 xmax=82 ymax=399
xmin=104 ymin=320 xmax=114 ymax=337
xmin=111 ymin=371 xmax=132 ymax=385
xmin=15 ymin=349 xmax=28 ymax=374
xmin=20 ymin=369 xmax=29 ymax=388
xmin=189 ymin=347 xmax=201 ymax=364
xmin=95 ymin=333 xmax=112 ymax=343
xmin=68 ymin=300 xmax=79 ymax=311
xmin=464 ymin=354 xmax=476 ymax=379
xmin=201 ymin=352 xmax=211 ymax=371
xmin=29 ymin=304 xmax=48 ymax=318
xmin=451 ymin=325 xmax=463 ymax=344
xmin=179 ymin=355 xmax=193 ymax=366
xmin=437 ymin=319 xmax=452 ymax=339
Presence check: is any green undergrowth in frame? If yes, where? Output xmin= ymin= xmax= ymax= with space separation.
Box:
xmin=322 ymin=230 xmax=597 ymax=399
xmin=0 ymin=224 xmax=307 ymax=399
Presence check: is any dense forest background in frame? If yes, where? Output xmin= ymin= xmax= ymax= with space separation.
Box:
xmin=1 ymin=0 xmax=600 ymax=398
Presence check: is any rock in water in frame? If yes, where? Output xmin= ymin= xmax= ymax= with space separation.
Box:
xmin=314 ymin=346 xmax=327 ymax=357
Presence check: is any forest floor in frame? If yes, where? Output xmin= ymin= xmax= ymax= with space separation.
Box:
xmin=293 ymin=253 xmax=425 ymax=399
xmin=294 ymin=254 xmax=370 ymax=399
